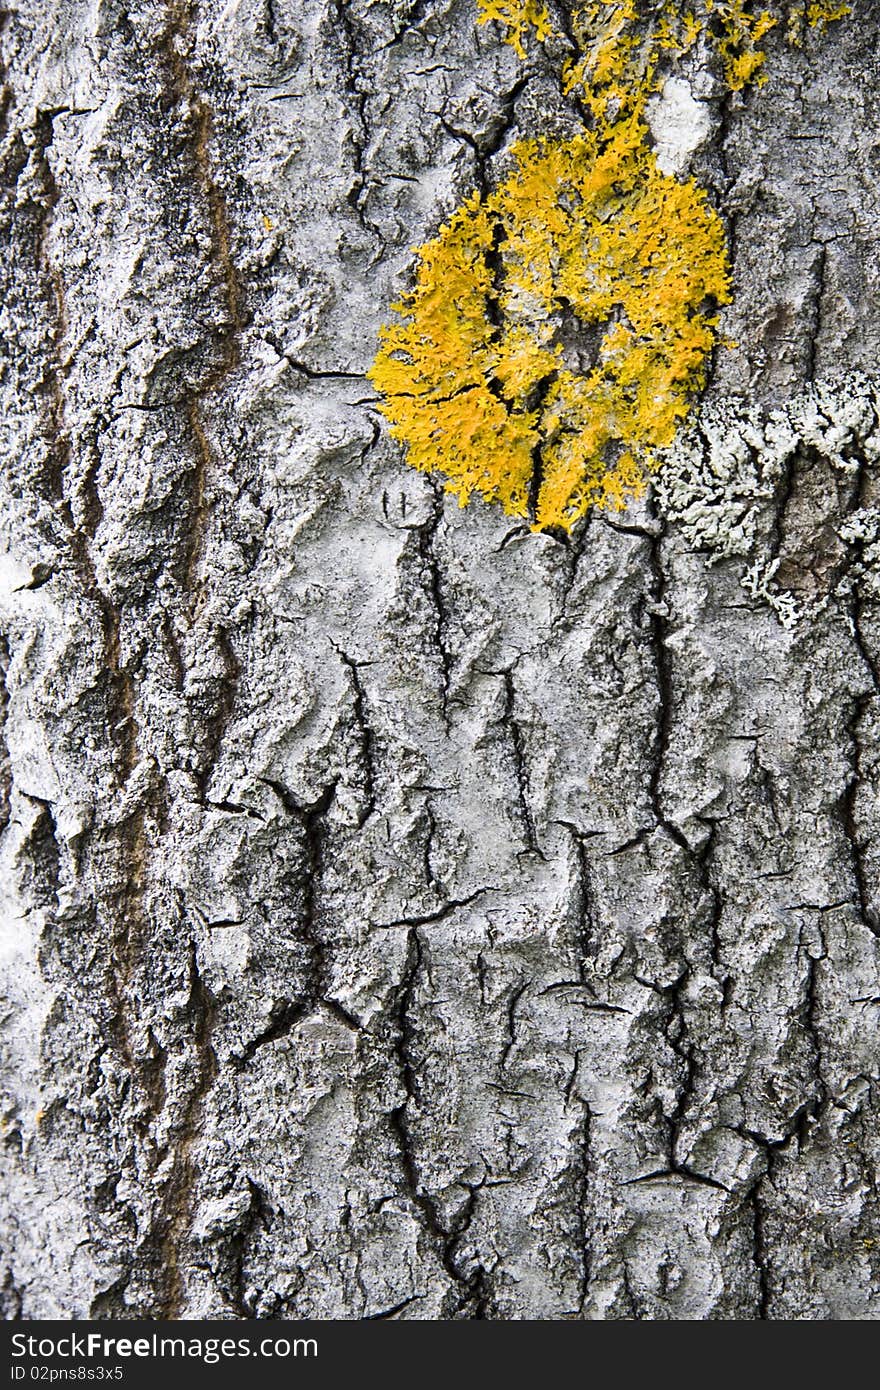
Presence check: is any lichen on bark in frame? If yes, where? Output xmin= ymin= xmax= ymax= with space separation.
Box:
xmin=1 ymin=0 xmax=879 ymax=1323
xmin=370 ymin=0 xmax=846 ymax=531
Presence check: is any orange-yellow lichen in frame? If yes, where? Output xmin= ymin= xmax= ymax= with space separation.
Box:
xmin=479 ymin=0 xmax=784 ymax=110
xmin=807 ymin=0 xmax=851 ymax=19
xmin=370 ymin=0 xmax=847 ymax=532
xmin=787 ymin=0 xmax=851 ymax=43
xmin=370 ymin=126 xmax=730 ymax=530
xmin=476 ymin=0 xmax=553 ymax=58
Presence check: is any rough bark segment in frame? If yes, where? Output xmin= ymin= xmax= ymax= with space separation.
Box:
xmin=1 ymin=0 xmax=879 ymax=1320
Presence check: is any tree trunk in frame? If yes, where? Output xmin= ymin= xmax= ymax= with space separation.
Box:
xmin=2 ymin=0 xmax=880 ymax=1320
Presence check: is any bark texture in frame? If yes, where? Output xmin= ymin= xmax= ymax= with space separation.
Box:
xmin=2 ymin=0 xmax=880 ymax=1320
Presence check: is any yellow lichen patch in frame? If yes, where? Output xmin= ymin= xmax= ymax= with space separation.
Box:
xmin=787 ymin=0 xmax=851 ymax=44
xmin=371 ymin=0 xmax=847 ymax=533
xmin=369 ymin=128 xmax=730 ymax=532
xmin=477 ymin=0 xmax=782 ymax=113
xmin=807 ymin=0 xmax=851 ymax=21
xmin=476 ymin=0 xmax=553 ymax=58
xmin=707 ymin=2 xmax=777 ymax=90
xmin=476 ymin=0 xmax=845 ymax=112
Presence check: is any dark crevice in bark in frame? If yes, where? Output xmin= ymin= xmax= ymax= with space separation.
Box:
xmin=372 ymin=886 xmax=492 ymax=931
xmin=540 ymin=987 xmax=628 ymax=1015
xmin=805 ymin=239 xmax=827 ymax=383
xmin=330 ymin=0 xmax=385 ymax=247
xmin=499 ymin=978 xmax=529 ymax=1071
xmin=622 ymin=1165 xmax=728 ymax=1192
xmin=413 ymin=482 xmax=453 ymax=723
xmin=22 ymin=793 xmax=61 ymax=912
xmin=0 ymin=633 xmax=11 ymax=838
xmin=526 ymin=372 xmax=558 ymax=529
xmin=796 ymin=931 xmax=828 ymax=1143
xmin=421 ymin=795 xmax=441 ymax=891
xmin=635 ymin=966 xmax=711 ymax=1184
xmin=234 ymin=998 xmax=313 ymax=1066
xmin=284 ymin=357 xmax=368 ymax=381
xmin=694 ymin=814 xmax=730 ymax=1003
xmin=385 ymin=380 xmax=480 ymax=407
xmin=295 ymin=779 xmax=336 ymax=984
xmin=562 ymin=1049 xmax=593 ymax=1317
xmin=439 ymin=74 xmax=530 ymax=198
xmin=747 ymin=1176 xmax=771 ymax=1318
xmin=263 ymin=0 xmax=277 ymax=44
xmin=229 ymin=1177 xmax=273 ymax=1318
xmin=154 ymin=937 xmax=219 ymax=1319
xmin=710 ymin=82 xmax=740 ymax=281
xmin=335 ymin=646 xmax=378 ymax=828
xmin=365 ymin=1294 xmax=422 ymax=1318
xmin=838 ymin=446 xmax=880 ymax=936
xmin=192 ymin=626 xmax=241 ymax=800
xmin=498 ymin=524 xmax=532 ymax=551
xmin=558 ymin=820 xmax=604 ymax=978
xmin=205 ymin=798 xmax=265 ymax=823
xmin=641 ymin=505 xmax=691 ymax=856
xmin=388 ymin=928 xmax=495 ymax=1317
xmin=500 ymin=666 xmax=543 ymax=858
xmin=240 ymin=777 xmax=361 ymax=1055
xmin=483 ymin=216 xmax=508 ymax=347
xmin=836 ymin=711 xmax=879 ymax=937
xmin=159 ymin=1 xmax=246 ymax=615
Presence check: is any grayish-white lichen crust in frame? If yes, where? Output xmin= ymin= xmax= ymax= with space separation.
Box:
xmin=1 ymin=0 xmax=880 ymax=1320
xmin=646 ymin=76 xmax=713 ymax=177
xmin=656 ymin=374 xmax=880 ymax=627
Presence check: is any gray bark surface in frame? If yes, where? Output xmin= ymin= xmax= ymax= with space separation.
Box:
xmin=1 ymin=0 xmax=880 ymax=1320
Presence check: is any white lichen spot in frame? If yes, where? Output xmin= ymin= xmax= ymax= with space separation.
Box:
xmin=647 ymin=77 xmax=713 ymax=175
xmin=656 ymin=373 xmax=880 ymax=626
xmin=741 ymin=558 xmax=803 ymax=629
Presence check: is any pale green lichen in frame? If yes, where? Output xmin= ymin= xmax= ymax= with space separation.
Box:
xmin=656 ymin=375 xmax=880 ymax=627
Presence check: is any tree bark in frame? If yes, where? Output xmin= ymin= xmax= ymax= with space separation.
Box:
xmin=1 ymin=0 xmax=880 ymax=1320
